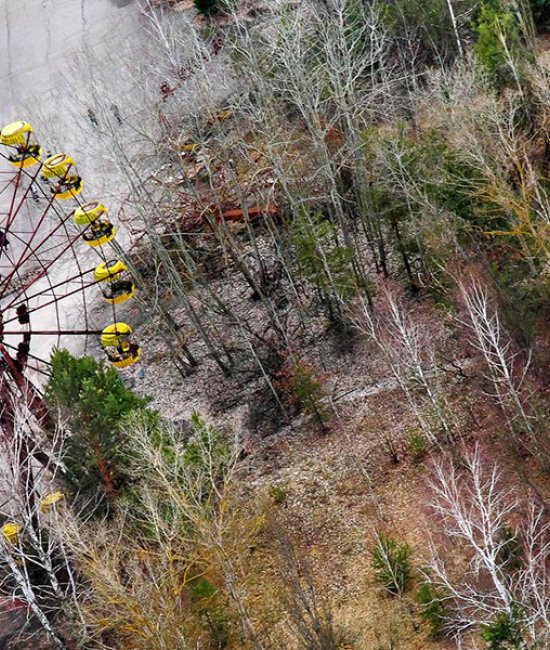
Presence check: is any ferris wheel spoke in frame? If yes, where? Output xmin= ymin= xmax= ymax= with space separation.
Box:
xmin=2 ymin=236 xmax=93 ymax=357
xmin=19 ymin=363 xmax=50 ymax=378
xmin=51 ymin=199 xmax=94 ymax=339
xmin=0 ymin=152 xmax=52 ymax=254
xmin=0 ymin=194 xmax=70 ymax=292
xmin=3 ymin=268 xmax=95 ymax=312
xmin=0 ymin=227 xmax=81 ymax=357
xmin=2 ymin=329 xmax=103 ymax=336
xmin=0 ymin=177 xmax=17 ymax=200
xmin=0 ymin=341 xmax=49 ymax=422
xmin=0 ymin=219 xmax=94 ymax=302
xmin=2 ymin=279 xmax=97 ymax=327
xmin=0 ymin=230 xmax=65 ymax=325
xmin=0 ymin=156 xmax=25 ymax=230
xmin=0 ymin=342 xmax=51 ymax=375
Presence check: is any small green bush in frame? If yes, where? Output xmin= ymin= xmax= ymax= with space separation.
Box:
xmin=292 ymin=360 xmax=331 ymax=430
xmin=275 ymin=355 xmax=331 ymax=431
xmin=269 ymin=485 xmax=288 ymax=505
xmin=481 ymin=609 xmax=525 ymax=649
xmin=416 ymin=582 xmax=447 ymax=638
xmin=370 ymin=533 xmax=411 ymax=595
xmin=190 ymin=576 xmax=230 ymax=649
xmin=406 ymin=429 xmax=428 ymax=462
xmin=290 ymin=208 xmax=356 ymax=323
xmin=191 ymin=576 xmax=218 ymax=601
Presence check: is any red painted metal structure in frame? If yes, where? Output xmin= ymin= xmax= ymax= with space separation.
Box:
xmin=0 ymin=129 xmax=127 ymax=513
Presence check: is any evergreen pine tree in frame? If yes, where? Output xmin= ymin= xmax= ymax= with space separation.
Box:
xmin=46 ymin=349 xmax=151 ymax=512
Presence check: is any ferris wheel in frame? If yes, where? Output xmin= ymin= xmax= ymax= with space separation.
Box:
xmin=0 ymin=119 xmax=142 ymax=423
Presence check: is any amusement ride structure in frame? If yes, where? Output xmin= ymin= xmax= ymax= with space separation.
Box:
xmin=0 ymin=119 xmax=141 ymax=480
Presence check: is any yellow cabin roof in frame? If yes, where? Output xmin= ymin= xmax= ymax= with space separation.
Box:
xmin=94 ymin=259 xmax=127 ymax=282
xmin=74 ymin=202 xmax=107 ymax=225
xmin=42 ymin=153 xmax=74 ymax=178
xmin=2 ymin=522 xmax=22 ymax=544
xmin=0 ymin=121 xmax=33 ymax=145
xmin=101 ymin=322 xmax=133 ymax=347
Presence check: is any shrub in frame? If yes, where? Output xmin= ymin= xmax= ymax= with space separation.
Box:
xmin=481 ymin=609 xmax=526 ymax=649
xmin=381 ymin=0 xmax=478 ymax=61
xmin=416 ymin=582 xmax=447 ymax=638
xmin=190 ymin=576 xmax=230 ymax=649
xmin=370 ymin=533 xmax=411 ymax=595
xmin=381 ymin=129 xmax=494 ymax=230
xmin=290 ymin=208 xmax=356 ymax=324
xmin=473 ymin=3 xmax=523 ymax=88
xmin=530 ymin=0 xmax=550 ymax=30
xmin=275 ymin=356 xmax=331 ymax=431
xmin=490 ymin=255 xmax=550 ymax=346
xmin=183 ymin=412 xmax=232 ymax=489
xmin=406 ymin=429 xmax=428 ymax=462
xmin=269 ymin=485 xmax=287 ymax=505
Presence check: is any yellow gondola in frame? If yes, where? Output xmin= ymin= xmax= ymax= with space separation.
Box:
xmin=101 ymin=322 xmax=141 ymax=368
xmin=94 ymin=260 xmax=135 ymax=304
xmin=0 ymin=121 xmax=42 ymax=168
xmin=74 ymin=202 xmax=115 ymax=247
xmin=82 ymin=220 xmax=116 ymax=247
xmin=2 ymin=522 xmax=22 ymax=545
xmin=39 ymin=491 xmax=65 ymax=513
xmin=111 ymin=346 xmax=141 ymax=368
xmin=41 ymin=153 xmax=83 ymax=200
xmin=73 ymin=202 xmax=107 ymax=225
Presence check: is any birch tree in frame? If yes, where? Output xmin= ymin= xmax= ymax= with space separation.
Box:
xmin=356 ymin=287 xmax=454 ymax=444
xmin=458 ymin=279 xmax=535 ymax=440
xmin=425 ymin=448 xmax=550 ymax=647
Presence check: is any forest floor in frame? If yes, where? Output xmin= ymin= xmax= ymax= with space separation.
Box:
xmin=98 ymin=4 xmax=550 ymax=646
xmin=122 ymin=276 xmax=487 ymax=647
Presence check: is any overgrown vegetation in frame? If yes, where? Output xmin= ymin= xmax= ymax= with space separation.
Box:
xmin=194 ymin=0 xmax=222 ymax=15
xmin=8 ymin=0 xmax=550 ymax=647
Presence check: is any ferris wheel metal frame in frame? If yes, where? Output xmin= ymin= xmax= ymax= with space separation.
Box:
xmin=0 ymin=119 xmax=142 ymax=496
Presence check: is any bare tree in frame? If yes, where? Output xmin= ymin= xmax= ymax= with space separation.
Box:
xmin=356 ymin=286 xmax=454 ymax=444
xmin=0 ymin=400 xmax=86 ymax=649
xmin=63 ymin=411 xmax=266 ymax=650
xmin=426 ymin=448 xmax=550 ymax=646
xmin=458 ymin=279 xmax=535 ymax=438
